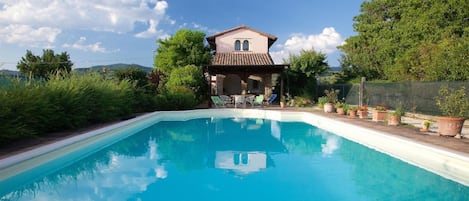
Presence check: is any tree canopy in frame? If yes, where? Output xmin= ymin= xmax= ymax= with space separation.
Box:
xmin=153 ymin=29 xmax=212 ymax=102
xmin=283 ymin=50 xmax=329 ymax=98
xmin=17 ymin=49 xmax=73 ymax=78
xmin=154 ymin=29 xmax=211 ymax=74
xmin=339 ymin=0 xmax=469 ymax=81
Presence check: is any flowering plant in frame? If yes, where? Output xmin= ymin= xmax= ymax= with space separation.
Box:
xmin=357 ymin=105 xmax=368 ymax=111
xmin=375 ymin=104 xmax=387 ymax=111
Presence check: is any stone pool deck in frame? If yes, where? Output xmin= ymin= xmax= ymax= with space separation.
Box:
xmin=278 ymin=107 xmax=469 ymax=157
xmin=1 ymin=107 xmax=468 ymax=160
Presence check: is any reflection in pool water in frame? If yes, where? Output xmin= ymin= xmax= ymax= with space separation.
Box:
xmin=1 ymin=118 xmax=468 ymax=201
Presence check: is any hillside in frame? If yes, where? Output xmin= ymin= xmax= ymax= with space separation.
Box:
xmin=0 ymin=69 xmax=22 ymax=77
xmin=75 ymin=63 xmax=153 ymax=73
xmin=1 ymin=64 xmax=153 ymax=77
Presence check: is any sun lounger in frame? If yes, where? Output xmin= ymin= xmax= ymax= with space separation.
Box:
xmin=211 ymin=96 xmax=226 ymax=108
xmin=253 ymin=95 xmax=264 ymax=107
xmin=266 ymin=94 xmax=277 ymax=106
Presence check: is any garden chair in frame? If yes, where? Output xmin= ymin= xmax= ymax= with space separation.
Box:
xmin=252 ymin=95 xmax=264 ymax=107
xmin=211 ymin=96 xmax=226 ymax=108
xmin=265 ymin=94 xmax=277 ymax=106
xmin=234 ymin=95 xmax=245 ymax=108
xmin=245 ymin=95 xmax=256 ymax=107
xmin=219 ymin=95 xmax=233 ymax=105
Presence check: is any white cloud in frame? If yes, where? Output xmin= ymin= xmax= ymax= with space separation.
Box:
xmin=135 ymin=19 xmax=169 ymax=39
xmin=0 ymin=24 xmax=61 ymax=47
xmin=63 ymin=37 xmax=117 ymax=53
xmin=0 ymin=0 xmax=169 ymax=44
xmin=271 ymin=27 xmax=343 ymax=64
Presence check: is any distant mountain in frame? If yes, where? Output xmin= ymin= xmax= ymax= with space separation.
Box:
xmin=0 ymin=69 xmax=22 ymax=77
xmin=329 ymin=66 xmax=342 ymax=72
xmin=75 ymin=63 xmax=153 ymax=73
xmin=0 ymin=64 xmax=153 ymax=78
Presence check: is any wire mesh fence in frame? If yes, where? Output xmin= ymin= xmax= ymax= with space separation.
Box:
xmin=319 ymin=81 xmax=469 ymax=116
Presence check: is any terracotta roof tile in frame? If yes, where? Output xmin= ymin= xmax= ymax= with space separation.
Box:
xmin=211 ymin=53 xmax=274 ymax=65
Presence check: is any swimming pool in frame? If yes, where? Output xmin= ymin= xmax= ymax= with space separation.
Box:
xmin=1 ymin=109 xmax=468 ymax=200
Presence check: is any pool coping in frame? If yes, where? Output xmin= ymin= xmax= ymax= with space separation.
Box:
xmin=1 ymin=109 xmax=468 ymax=186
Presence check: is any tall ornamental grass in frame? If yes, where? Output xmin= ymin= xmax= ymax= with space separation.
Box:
xmin=0 ymin=73 xmax=135 ymax=144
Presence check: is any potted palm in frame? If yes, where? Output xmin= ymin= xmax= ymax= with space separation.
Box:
xmin=434 ymin=86 xmax=469 ymax=136
xmin=323 ymin=89 xmax=339 ymax=113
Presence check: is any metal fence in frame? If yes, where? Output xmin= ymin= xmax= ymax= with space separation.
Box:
xmin=319 ymin=81 xmax=469 ymax=116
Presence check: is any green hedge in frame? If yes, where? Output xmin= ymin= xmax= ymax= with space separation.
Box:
xmin=0 ymin=73 xmax=135 ymax=144
xmin=0 ymin=72 xmax=203 ymax=145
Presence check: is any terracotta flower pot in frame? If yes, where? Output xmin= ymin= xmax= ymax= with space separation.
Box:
xmin=348 ymin=110 xmax=356 ymax=117
xmin=387 ymin=114 xmax=401 ymax=126
xmin=436 ymin=117 xmax=466 ymax=137
xmin=337 ymin=107 xmax=345 ymax=115
xmin=358 ymin=111 xmax=368 ymax=119
xmin=373 ymin=111 xmax=387 ymax=122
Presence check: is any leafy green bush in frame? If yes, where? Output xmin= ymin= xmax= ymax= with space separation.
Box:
xmin=165 ymin=65 xmax=206 ymax=102
xmin=435 ymin=86 xmax=469 ymax=117
xmin=154 ymin=88 xmax=198 ymax=110
xmin=289 ymin=96 xmax=312 ymax=107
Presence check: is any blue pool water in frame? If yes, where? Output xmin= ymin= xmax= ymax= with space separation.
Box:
xmin=1 ymin=118 xmax=468 ymax=201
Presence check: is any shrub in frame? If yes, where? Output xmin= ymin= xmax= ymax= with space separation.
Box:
xmin=0 ymin=80 xmax=53 ymax=142
xmin=154 ymin=87 xmax=198 ymax=110
xmin=290 ymin=96 xmax=312 ymax=107
xmin=0 ymin=72 xmax=137 ymax=144
xmin=165 ymin=65 xmax=206 ymax=102
xmin=435 ymin=86 xmax=469 ymax=117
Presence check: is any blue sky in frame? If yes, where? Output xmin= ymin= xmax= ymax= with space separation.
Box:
xmin=0 ymin=0 xmax=364 ymax=71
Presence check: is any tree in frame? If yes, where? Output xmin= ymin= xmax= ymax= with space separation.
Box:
xmin=17 ymin=49 xmax=73 ymax=78
xmin=113 ymin=67 xmax=149 ymax=88
xmin=153 ymin=29 xmax=212 ymax=103
xmin=339 ymin=0 xmax=469 ymax=81
xmin=165 ymin=65 xmax=207 ymax=101
xmin=154 ymin=29 xmax=211 ymax=74
xmin=283 ymin=50 xmax=329 ymax=98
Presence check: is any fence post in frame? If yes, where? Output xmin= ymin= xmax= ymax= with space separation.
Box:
xmin=359 ymin=77 xmax=366 ymax=106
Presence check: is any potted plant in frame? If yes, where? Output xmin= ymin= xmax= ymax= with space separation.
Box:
xmin=357 ymin=105 xmax=368 ymax=119
xmin=387 ymin=104 xmax=405 ymax=126
xmin=317 ymin=97 xmax=328 ymax=109
xmin=435 ymin=86 xmax=469 ymax=136
xmin=372 ymin=104 xmax=387 ymax=122
xmin=420 ymin=120 xmax=432 ymax=132
xmin=280 ymin=95 xmax=286 ymax=109
xmin=348 ymin=106 xmax=357 ymax=117
xmin=335 ymin=102 xmax=346 ymax=115
xmin=323 ymin=89 xmax=339 ymax=113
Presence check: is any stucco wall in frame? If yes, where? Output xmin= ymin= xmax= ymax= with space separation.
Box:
xmin=215 ymin=29 xmax=268 ymax=53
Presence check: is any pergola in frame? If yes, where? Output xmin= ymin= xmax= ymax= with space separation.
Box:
xmin=204 ymin=62 xmax=289 ymax=107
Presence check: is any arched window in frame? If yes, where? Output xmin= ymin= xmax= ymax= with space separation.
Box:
xmin=243 ymin=40 xmax=249 ymax=51
xmin=234 ymin=40 xmax=241 ymax=51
